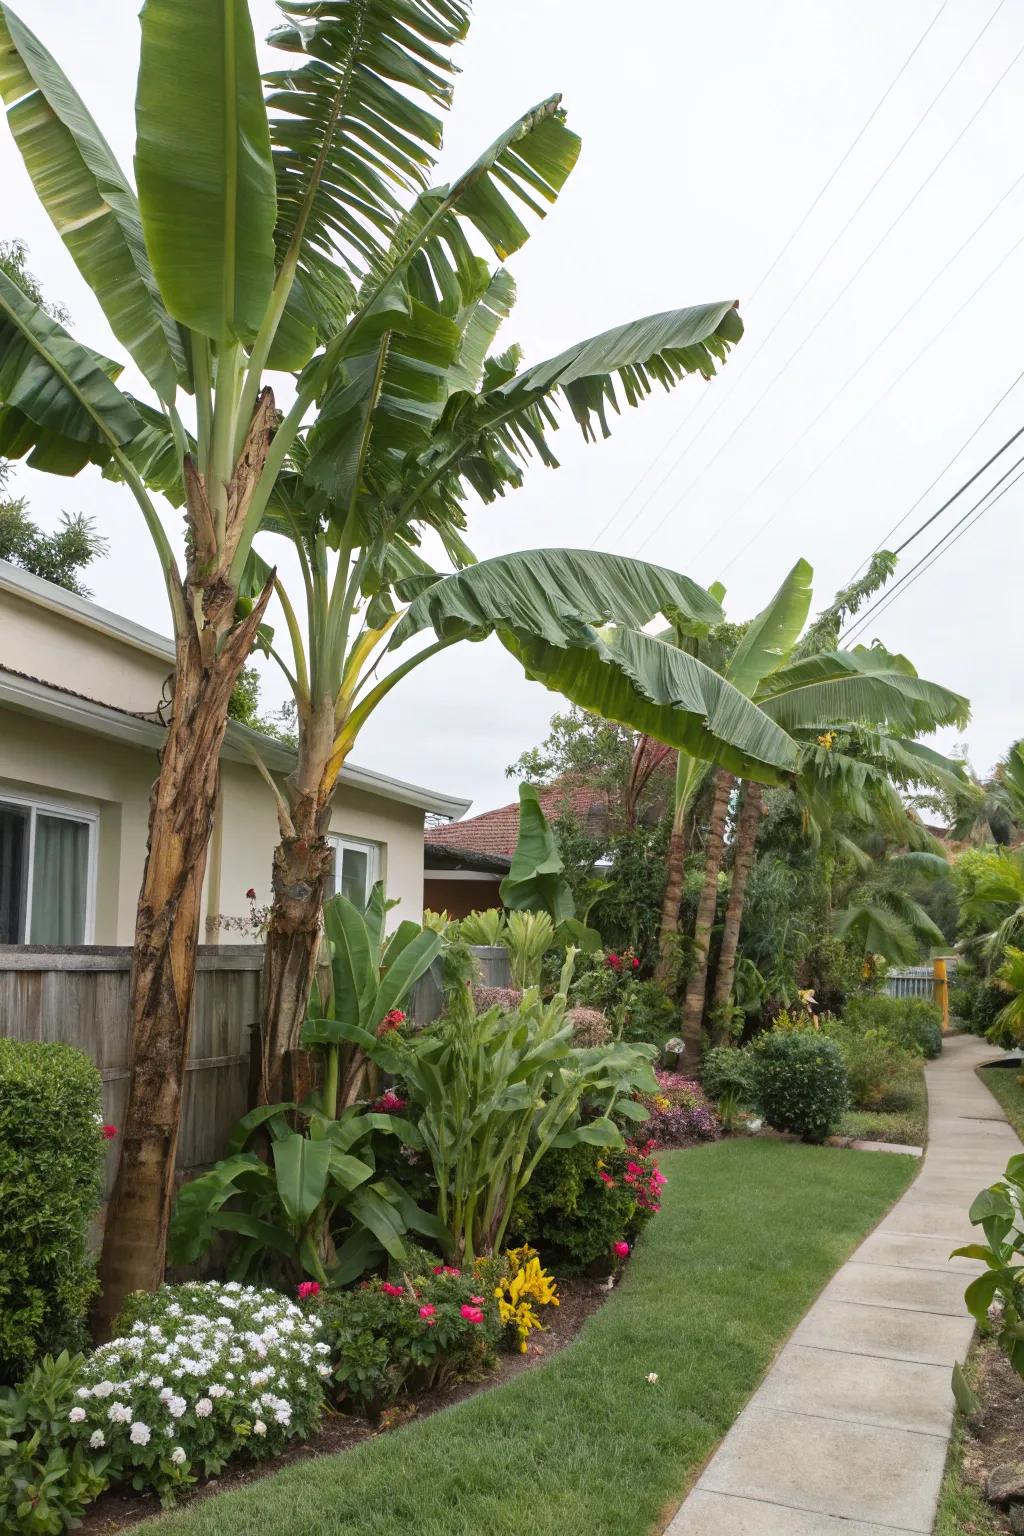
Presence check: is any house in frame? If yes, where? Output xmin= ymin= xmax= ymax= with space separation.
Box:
xmin=423 ymin=780 xmax=615 ymax=919
xmin=0 ymin=561 xmax=469 ymax=945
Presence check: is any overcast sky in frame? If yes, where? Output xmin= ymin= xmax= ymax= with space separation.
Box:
xmin=3 ymin=0 xmax=1022 ymax=816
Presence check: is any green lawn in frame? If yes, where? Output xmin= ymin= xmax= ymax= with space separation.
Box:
xmin=146 ymin=1140 xmax=914 ymax=1536
xmin=977 ymin=1063 xmax=1024 ymax=1142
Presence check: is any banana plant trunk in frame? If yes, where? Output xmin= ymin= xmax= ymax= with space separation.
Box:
xmin=680 ymin=767 xmax=734 ymax=1062
xmin=256 ymin=697 xmax=338 ymax=1106
xmin=711 ymin=781 xmax=763 ymax=1011
xmin=96 ymin=399 xmax=276 ymax=1335
xmin=654 ymin=814 xmax=689 ymax=983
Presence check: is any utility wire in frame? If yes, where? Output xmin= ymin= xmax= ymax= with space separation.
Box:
xmin=586 ymin=0 xmax=953 ymax=549
xmin=842 ymin=447 xmax=1024 ymax=641
xmin=635 ymin=1 xmax=1019 ymax=559
xmin=711 ymin=218 xmax=1024 ymax=576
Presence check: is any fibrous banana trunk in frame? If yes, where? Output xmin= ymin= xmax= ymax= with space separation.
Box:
xmin=256 ymin=698 xmax=338 ymax=1106
xmin=96 ymin=394 xmax=277 ymax=1334
xmin=680 ymin=767 xmax=734 ymax=1062
xmin=711 ymin=781 xmax=763 ymax=1011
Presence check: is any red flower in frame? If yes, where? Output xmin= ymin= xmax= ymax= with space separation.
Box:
xmin=632 ymin=956 xmax=640 ymax=970
xmin=433 ymin=1264 xmax=461 ymax=1277
xmin=245 ymin=887 xmax=256 ymax=900
xmin=460 ymin=1305 xmax=484 ymax=1324
xmin=613 ymin=1240 xmax=630 ymax=1258
xmin=606 ymin=952 xmax=622 ymax=970
xmin=598 ymin=1169 xmax=615 ymax=1186
xmin=381 ymin=1282 xmax=405 ymax=1298
xmin=376 ymin=1009 xmax=407 ymax=1038
xmin=419 ymin=1304 xmax=436 ymax=1319
xmin=101 ymin=1124 xmax=117 ymax=1140
xmin=297 ymin=1280 xmax=320 ymax=1300
xmin=371 ymin=1090 xmax=408 ymax=1114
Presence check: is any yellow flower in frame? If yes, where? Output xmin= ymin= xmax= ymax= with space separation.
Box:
xmin=816 ymin=730 xmax=836 ymax=750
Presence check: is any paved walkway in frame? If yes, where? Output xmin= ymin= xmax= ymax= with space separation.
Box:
xmin=667 ymin=1033 xmax=1016 ymax=1536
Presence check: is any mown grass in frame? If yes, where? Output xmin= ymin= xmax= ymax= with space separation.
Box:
xmin=146 ymin=1140 xmax=914 ymax=1536
xmin=977 ymin=1063 xmax=1024 ymax=1142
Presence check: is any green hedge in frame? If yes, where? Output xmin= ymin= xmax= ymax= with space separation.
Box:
xmin=0 ymin=1039 xmax=104 ymax=1384
xmin=842 ymin=994 xmax=943 ymax=1059
xmin=753 ymin=1031 xmax=849 ymax=1143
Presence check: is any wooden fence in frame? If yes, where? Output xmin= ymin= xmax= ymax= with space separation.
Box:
xmin=0 ymin=942 xmax=510 ymax=1193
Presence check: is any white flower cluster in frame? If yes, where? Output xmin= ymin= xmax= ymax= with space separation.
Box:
xmin=65 ymin=1281 xmax=328 ymax=1500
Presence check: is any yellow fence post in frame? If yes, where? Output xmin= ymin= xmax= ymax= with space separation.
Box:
xmin=933 ymin=956 xmax=949 ymax=1034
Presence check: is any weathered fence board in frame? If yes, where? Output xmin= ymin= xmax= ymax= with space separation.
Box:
xmin=883 ymin=959 xmax=957 ymax=1002
xmin=0 ymin=942 xmax=510 ymax=1192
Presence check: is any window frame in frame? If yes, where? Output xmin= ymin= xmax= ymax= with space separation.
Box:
xmin=326 ymin=834 xmax=381 ymax=911
xmin=0 ymin=786 xmax=99 ymax=944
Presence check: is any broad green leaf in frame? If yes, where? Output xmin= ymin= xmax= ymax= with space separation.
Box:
xmin=331 ymin=1227 xmax=384 ymax=1286
xmin=167 ymin=1153 xmax=267 ymax=1264
xmin=211 ymin=1211 xmax=295 ymax=1257
xmin=348 ymin=1185 xmax=408 ymax=1261
xmin=727 ymin=559 xmax=813 ymax=697
xmin=756 ymin=648 xmax=970 ymax=734
xmin=327 ymin=1151 xmax=374 ymax=1194
xmin=500 ymin=783 xmax=575 ymax=924
xmin=272 ymin=1133 xmax=332 ymax=1226
xmin=447 ymin=267 xmax=516 ymax=395
xmin=375 ymin=926 xmax=443 ymax=1019
xmin=135 ymin=0 xmax=277 ymax=342
xmin=0 ymin=5 xmax=187 ymax=398
xmin=0 ymin=268 xmax=142 ymax=465
xmin=226 ymin=1100 xmax=295 ymax=1155
xmin=322 ymin=892 xmax=374 ymax=1029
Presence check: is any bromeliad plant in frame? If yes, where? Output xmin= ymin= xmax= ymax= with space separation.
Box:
xmin=169 ymin=888 xmax=445 ymax=1284
xmin=333 ymin=948 xmax=659 ymax=1261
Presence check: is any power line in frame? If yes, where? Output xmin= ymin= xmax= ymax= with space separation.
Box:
xmin=635 ymin=2 xmax=1020 ymax=559
xmin=842 ymin=447 xmax=1024 ymax=641
xmin=712 ymin=221 xmax=1024 ymax=576
xmin=586 ymin=0 xmax=953 ymax=549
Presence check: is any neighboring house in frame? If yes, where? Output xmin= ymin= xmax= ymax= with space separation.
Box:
xmin=424 ymin=780 xmax=613 ymax=919
xmin=0 ymin=561 xmax=468 ymax=946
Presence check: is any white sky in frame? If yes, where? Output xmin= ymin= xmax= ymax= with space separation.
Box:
xmin=3 ymin=0 xmax=1022 ymax=814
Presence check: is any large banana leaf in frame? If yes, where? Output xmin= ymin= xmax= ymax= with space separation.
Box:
xmin=265 ymin=0 xmax=469 ymax=337
xmin=135 ymin=0 xmax=277 ymax=342
xmin=499 ymin=783 xmax=576 ymax=924
xmin=0 ymin=5 xmax=187 ymax=400
xmin=393 ymin=550 xmax=798 ymax=782
xmin=726 ymin=558 xmax=813 ymax=697
xmin=0 ymin=268 xmax=142 ymax=458
xmin=756 ymin=647 xmax=970 ymax=734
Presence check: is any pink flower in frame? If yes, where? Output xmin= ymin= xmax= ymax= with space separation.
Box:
xmin=606 ymin=952 xmax=622 ymax=970
xmin=632 ymin=956 xmax=640 ymax=970
xmin=433 ymin=1264 xmax=461 ymax=1277
xmin=381 ymin=1282 xmax=405 ymax=1298
xmin=101 ymin=1124 xmax=117 ymax=1140
xmin=460 ymin=1305 xmax=484 ymax=1324
xmin=245 ymin=887 xmax=256 ymax=900
xmin=376 ymin=1009 xmax=407 ymax=1038
xmin=598 ymin=1170 xmax=615 ymax=1187
xmin=419 ymin=1304 xmax=436 ymax=1319
xmin=613 ymin=1240 xmax=630 ymax=1258
xmin=297 ymin=1280 xmax=320 ymax=1300
xmin=469 ymin=1295 xmax=485 ymax=1305
xmin=371 ymin=1090 xmax=408 ymax=1113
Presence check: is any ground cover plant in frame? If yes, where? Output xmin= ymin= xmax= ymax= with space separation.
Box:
xmin=138 ymin=1139 xmax=914 ymax=1536
xmin=978 ymin=1065 xmax=1024 ymax=1141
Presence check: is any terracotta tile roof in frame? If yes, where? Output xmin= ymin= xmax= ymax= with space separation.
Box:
xmin=425 ymin=780 xmax=612 ymax=858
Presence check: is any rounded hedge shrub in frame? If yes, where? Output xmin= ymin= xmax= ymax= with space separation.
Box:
xmin=0 ymin=1039 xmax=104 ymax=1384
xmin=753 ymin=1031 xmax=849 ymax=1143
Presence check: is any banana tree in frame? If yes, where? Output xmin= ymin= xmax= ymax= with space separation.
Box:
xmin=0 ymin=0 xmax=613 ymax=1321
xmin=252 ymin=537 xmax=801 ymax=1102
xmin=711 ymin=726 xmax=970 ymax=1010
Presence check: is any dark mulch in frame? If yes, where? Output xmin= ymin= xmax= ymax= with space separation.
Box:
xmin=77 ymin=1274 xmax=608 ymax=1533
xmin=956 ymin=1345 xmax=1024 ymax=1533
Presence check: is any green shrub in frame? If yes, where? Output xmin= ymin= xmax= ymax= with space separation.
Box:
xmin=0 ymin=1350 xmax=108 ymax=1535
xmin=318 ymin=1256 xmax=502 ymax=1416
xmin=0 ymin=1040 xmax=105 ymax=1385
xmin=842 ymin=994 xmax=943 ymax=1059
xmin=951 ymin=975 xmax=1007 ymax=1039
xmin=753 ymin=1032 xmax=849 ymax=1143
xmin=702 ymin=1045 xmax=760 ymax=1108
xmin=507 ymin=1141 xmax=660 ymax=1271
xmin=822 ymin=1024 xmax=913 ymax=1110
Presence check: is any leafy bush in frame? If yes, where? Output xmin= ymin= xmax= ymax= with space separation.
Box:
xmin=507 ymin=1140 xmax=664 ymax=1271
xmin=841 ymin=994 xmax=943 ymax=1059
xmin=636 ymin=1072 xmax=720 ymax=1146
xmin=952 ymin=972 xmax=1011 ymax=1040
xmin=65 ymin=1281 xmax=327 ymax=1504
xmin=702 ymin=1045 xmax=760 ymax=1108
xmin=318 ymin=1259 xmax=503 ymax=1417
xmin=753 ymin=1032 xmax=849 ymax=1143
xmin=823 ymin=1025 xmax=911 ymax=1111
xmin=0 ymin=1350 xmax=107 ymax=1535
xmin=569 ymin=953 xmax=678 ymax=1049
xmin=956 ymin=1152 xmax=1024 ymax=1377
xmin=0 ymin=1040 xmax=105 ymax=1384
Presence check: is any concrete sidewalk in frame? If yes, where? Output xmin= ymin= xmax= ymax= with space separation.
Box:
xmin=666 ymin=1033 xmax=1015 ymax=1536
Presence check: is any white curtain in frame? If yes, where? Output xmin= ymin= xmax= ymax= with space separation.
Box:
xmin=30 ymin=814 xmax=88 ymax=944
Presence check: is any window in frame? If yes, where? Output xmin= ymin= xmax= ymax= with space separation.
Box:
xmin=327 ymin=835 xmax=380 ymax=910
xmin=0 ymin=793 xmax=96 ymax=944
